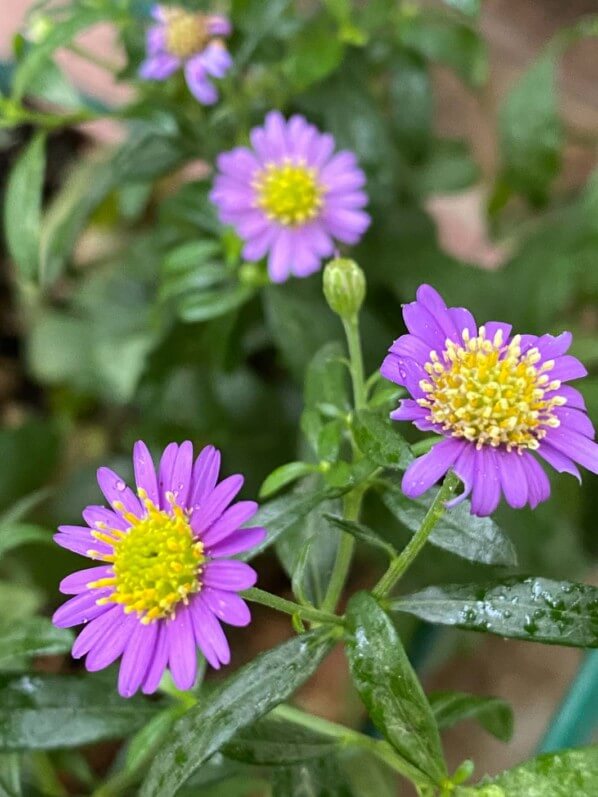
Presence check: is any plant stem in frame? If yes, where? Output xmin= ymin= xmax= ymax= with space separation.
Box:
xmin=342 ymin=315 xmax=367 ymax=411
xmin=320 ymin=486 xmax=362 ymax=613
xmin=273 ymin=704 xmax=434 ymax=789
xmin=243 ymin=588 xmax=344 ymax=626
xmin=67 ymin=42 xmax=121 ymax=74
xmin=373 ymin=471 xmax=460 ymax=598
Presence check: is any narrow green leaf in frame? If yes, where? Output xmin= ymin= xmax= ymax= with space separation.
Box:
xmin=140 ymin=629 xmax=335 ymax=797
xmin=442 ymin=0 xmax=480 ymax=16
xmin=124 ymin=708 xmax=181 ymax=776
xmin=345 ymin=592 xmax=446 ymax=784
xmin=271 ymin=756 xmax=353 ymax=796
xmin=241 ymin=488 xmax=340 ymax=562
xmin=304 ymin=342 xmax=349 ymax=414
xmin=381 ymin=482 xmax=517 ymax=566
xmin=0 ymin=489 xmax=51 ymax=525
xmin=353 ymin=411 xmax=412 ymax=470
xmin=0 ymin=673 xmax=159 ymax=750
xmin=430 ymin=691 xmax=513 ymax=742
xmin=259 ymin=462 xmax=316 ymax=499
xmin=392 ymin=577 xmax=598 ymax=648
xmin=324 ymin=515 xmax=398 ymax=559
xmin=463 ymin=746 xmax=598 ymax=796
xmin=0 ymin=524 xmax=51 ymax=559
xmin=4 ymin=133 xmax=45 ymax=280
xmin=284 ymin=16 xmax=344 ymax=90
xmin=0 ymin=753 xmax=20 ymax=797
xmin=0 ymin=618 xmax=72 ymax=666
xmin=499 ymin=54 xmax=563 ymax=204
xmin=178 ymin=284 xmax=254 ymax=323
xmin=343 ymin=750 xmax=397 ymax=797
xmin=223 ymin=716 xmax=339 ymax=765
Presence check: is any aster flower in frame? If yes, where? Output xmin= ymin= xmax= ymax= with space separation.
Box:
xmin=139 ymin=6 xmax=232 ymax=104
xmin=210 ymin=111 xmax=370 ymax=283
xmin=382 ymin=285 xmax=598 ymax=517
xmin=53 ymin=442 xmax=265 ymax=697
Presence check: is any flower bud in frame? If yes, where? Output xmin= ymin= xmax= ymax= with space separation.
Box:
xmin=323 ymin=258 xmax=366 ymax=320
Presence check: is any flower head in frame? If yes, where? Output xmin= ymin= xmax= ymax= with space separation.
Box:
xmin=382 ymin=285 xmax=598 ymax=516
xmin=210 ymin=111 xmax=370 ymax=283
xmin=139 ymin=6 xmax=232 ymax=104
xmin=53 ymin=442 xmax=266 ymax=697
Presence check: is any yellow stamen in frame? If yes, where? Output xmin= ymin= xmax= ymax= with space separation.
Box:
xmin=417 ymin=329 xmax=566 ymax=452
xmin=92 ymin=494 xmax=204 ymax=622
xmin=163 ymin=7 xmax=209 ymax=59
xmin=253 ymin=158 xmax=324 ymax=226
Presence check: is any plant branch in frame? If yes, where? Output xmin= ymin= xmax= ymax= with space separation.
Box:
xmin=243 ymin=588 xmax=344 ymax=626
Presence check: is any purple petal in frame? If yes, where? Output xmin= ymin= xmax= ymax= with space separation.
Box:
xmin=170 ymin=440 xmax=193 ymax=506
xmin=262 ymin=111 xmax=290 ymax=160
xmin=554 ymin=407 xmax=595 ymax=439
xmin=146 ymin=25 xmax=165 ymax=57
xmin=82 ymin=506 xmax=128 ymax=531
xmin=142 ymin=622 xmax=170 ymax=695
xmin=415 ymin=285 xmax=459 ymax=341
xmin=483 ymin=322 xmax=512 ymax=344
xmin=206 ymin=15 xmax=232 ymax=36
xmin=390 ymin=400 xmax=429 ymax=422
xmin=158 ymin=443 xmax=178 ymax=510
xmin=521 ymin=453 xmax=550 ymax=509
xmin=470 ymin=447 xmax=501 ymax=517
xmin=306 ymin=132 xmax=335 ymax=169
xmin=216 ymin=148 xmax=260 ymax=181
xmin=536 ymin=442 xmax=581 ymax=480
xmin=54 ymin=527 xmax=108 ymax=559
xmin=401 ymin=438 xmax=463 ymax=498
xmin=553 ymin=385 xmax=586 ymax=411
xmin=496 ymin=449 xmax=528 ymax=509
xmin=267 ymin=229 xmax=294 ymax=283
xmin=72 ymin=606 xmax=121 ymax=659
xmin=535 ymin=332 xmax=572 ymax=361
xmin=201 ymin=501 xmax=258 ymax=547
xmin=185 ymin=56 xmax=218 ymax=104
xmin=200 ymin=587 xmax=251 ymax=627
xmin=200 ymin=42 xmax=232 ymax=79
xmin=86 ymin=611 xmax=136 ymax=672
xmin=118 ymin=621 xmax=158 ymax=698
xmin=139 ymin=53 xmax=180 ymax=80
xmin=322 ymin=207 xmax=370 ymax=245
xmin=402 ymin=301 xmax=447 ymax=352
xmin=189 ymin=446 xmax=222 ymax=507
xmin=96 ymin=467 xmax=142 ymax=518
xmin=60 ymin=566 xmax=112 ymax=595
xmin=191 ymin=474 xmax=244 ymax=534
xmin=449 ymin=307 xmax=477 ymax=340
xmin=542 ymin=428 xmax=598 ymax=475
xmin=381 ymin=354 xmax=427 ymax=398
xmin=53 ymin=591 xmax=110 ymax=628
xmin=133 ymin=441 xmax=159 ymax=506
xmin=389 ymin=333 xmax=432 ymax=364
xmin=208 ymin=526 xmax=267 ymax=558
xmin=202 ymin=560 xmax=257 ymax=591
xmin=449 ymin=443 xmax=476 ymax=507
xmin=190 ymin=597 xmax=230 ymax=666
xmin=242 ymin=225 xmax=277 ymax=261
xmin=167 ymin=606 xmax=197 ymax=690
xmin=549 ymin=355 xmax=588 ymax=383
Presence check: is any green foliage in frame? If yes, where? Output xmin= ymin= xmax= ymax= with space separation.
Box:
xmin=430 ymin=691 xmax=514 ymax=742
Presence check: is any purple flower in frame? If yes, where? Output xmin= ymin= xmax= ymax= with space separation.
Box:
xmin=382 ymin=285 xmax=598 ymax=516
xmin=210 ymin=111 xmax=370 ymax=283
xmin=139 ymin=6 xmax=232 ymax=104
xmin=53 ymin=442 xmax=265 ymax=697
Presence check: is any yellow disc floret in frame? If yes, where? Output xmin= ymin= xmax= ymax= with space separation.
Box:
xmin=87 ymin=492 xmax=204 ymax=624
xmin=164 ymin=8 xmax=209 ymax=59
xmin=254 ymin=159 xmax=324 ymax=226
xmin=417 ymin=327 xmax=566 ymax=452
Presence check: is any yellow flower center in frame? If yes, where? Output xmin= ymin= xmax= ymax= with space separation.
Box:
xmin=254 ymin=159 xmax=324 ymax=226
xmin=417 ymin=327 xmax=566 ymax=451
xmin=88 ymin=492 xmax=204 ymax=624
xmin=164 ymin=8 xmax=209 ymax=59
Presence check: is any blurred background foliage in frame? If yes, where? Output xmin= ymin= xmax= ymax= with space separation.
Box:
xmin=0 ymin=0 xmax=597 ymax=791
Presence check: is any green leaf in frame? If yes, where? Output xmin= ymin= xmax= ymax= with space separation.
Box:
xmin=398 ymin=15 xmax=487 ymax=88
xmin=140 ymin=629 xmax=335 ymax=797
xmin=223 ymin=716 xmax=339 ymax=765
xmin=11 ymin=8 xmax=121 ymax=101
xmin=342 ymin=750 xmax=397 ymax=797
xmin=381 ymin=482 xmax=517 ymax=566
xmin=465 ymin=746 xmax=598 ymax=796
xmin=178 ymin=284 xmax=254 ymax=323
xmin=305 ymin=343 xmax=350 ymax=415
xmin=0 ymin=490 xmax=51 ymax=525
xmin=0 ymin=524 xmax=51 ymax=559
xmin=260 ymin=463 xmax=317 ymax=499
xmin=241 ymin=488 xmax=338 ymax=562
xmin=353 ymin=411 xmax=412 ymax=470
xmin=4 ymin=133 xmax=45 ymax=281
xmin=324 ymin=515 xmax=398 ymax=559
xmin=159 ymin=241 xmax=224 ymax=302
xmin=0 ymin=753 xmax=20 ymax=797
xmin=388 ymin=51 xmax=433 ymax=160
xmin=124 ymin=708 xmax=181 ymax=777
xmin=430 ymin=691 xmax=513 ymax=742
xmin=392 ymin=577 xmax=598 ymax=648
xmin=345 ymin=592 xmax=446 ymax=784
xmin=0 ymin=618 xmax=72 ymax=666
xmin=499 ymin=54 xmax=563 ymax=204
xmin=0 ymin=673 xmax=159 ymax=750
xmin=417 ymin=139 xmax=479 ymax=196
xmin=284 ymin=15 xmax=344 ymax=90
xmin=271 ymin=756 xmax=353 ymax=796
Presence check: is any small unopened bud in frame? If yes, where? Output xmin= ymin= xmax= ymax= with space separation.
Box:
xmin=323 ymin=258 xmax=366 ymax=320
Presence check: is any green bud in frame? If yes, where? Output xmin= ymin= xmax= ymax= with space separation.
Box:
xmin=323 ymin=258 xmax=366 ymax=320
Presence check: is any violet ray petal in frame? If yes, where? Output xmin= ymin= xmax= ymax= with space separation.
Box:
xmin=139 ymin=53 xmax=180 ymax=80
xmin=167 ymin=606 xmax=198 ymax=690
xmin=415 ymin=285 xmax=459 ymax=341
xmin=202 ymin=560 xmax=257 ymax=591
xmin=536 ymin=442 xmax=581 ymax=480
xmin=549 ymin=355 xmax=588 ymax=383
xmin=190 ymin=445 xmax=221 ymax=507
xmin=54 ymin=527 xmax=109 ymax=559
xmin=191 ymin=474 xmax=244 ymax=534
xmin=381 ymin=354 xmax=427 ymax=398
xmin=192 ymin=597 xmax=231 ymax=664
xmin=521 ymin=453 xmax=551 ymax=509
xmin=267 ymin=229 xmax=294 ymax=283
xmin=200 ymin=587 xmax=251 ymax=627
xmin=72 ymin=606 xmax=121 ymax=659
xmin=53 ymin=590 xmax=110 ymax=628
xmin=535 ymin=331 xmax=573 ymax=361
xmin=448 ymin=443 xmax=476 ymax=508
xmin=208 ymin=526 xmax=266 ymax=558
xmin=554 ymin=407 xmax=595 ymax=439
xmin=118 ymin=621 xmax=158 ymax=698
xmin=60 ymin=566 xmax=112 ymax=595
xmin=85 ymin=610 xmax=136 ymax=671
xmin=390 ymin=400 xmax=429 ymax=422
xmin=202 ymin=501 xmax=258 ymax=547
xmin=449 ymin=307 xmax=477 ymax=340
xmin=170 ymin=440 xmax=193 ymax=506
xmin=496 ymin=449 xmax=528 ymax=509
xmin=142 ymin=622 xmax=170 ymax=695
xmin=542 ymin=428 xmax=598 ymax=475
xmin=402 ymin=301 xmax=447 ymax=352
xmin=96 ymin=467 xmax=142 ymax=518
xmin=470 ymin=447 xmax=501 ymax=517
xmin=551 ymin=385 xmax=586 ymax=411
xmin=185 ymin=58 xmax=218 ymax=105
xmin=190 ymin=598 xmax=229 ymax=666
xmin=389 ymin=333 xmax=432 ymax=364
xmin=82 ymin=506 xmax=128 ymax=531
xmin=483 ymin=321 xmax=512 ymax=344
xmin=133 ymin=441 xmax=159 ymax=505
xmin=158 ymin=443 xmax=178 ymax=510
xmin=401 ymin=438 xmax=463 ymax=499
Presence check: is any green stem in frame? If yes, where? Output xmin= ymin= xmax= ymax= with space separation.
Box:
xmin=30 ymin=753 xmax=68 ymax=797
xmin=342 ymin=315 xmax=367 ymax=411
xmin=67 ymin=42 xmax=120 ymax=73
xmin=373 ymin=471 xmax=460 ymax=598
xmin=321 ymin=486 xmax=362 ymax=613
xmin=243 ymin=588 xmax=344 ymax=626
xmin=273 ymin=704 xmax=434 ymax=788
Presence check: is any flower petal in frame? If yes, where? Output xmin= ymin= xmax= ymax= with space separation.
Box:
xmin=201 ymin=501 xmax=258 ymax=547
xmin=470 ymin=447 xmax=501 ymax=517
xmin=142 ymin=622 xmax=170 ymax=695
xmin=60 ymin=566 xmax=112 ymax=595
xmin=190 ymin=597 xmax=231 ymax=666
xmin=401 ymin=438 xmax=463 ymax=498
xmin=167 ymin=606 xmax=198 ymax=690
xmin=133 ymin=441 xmax=159 ymax=505
xmin=97 ymin=467 xmax=142 ymax=518
xmin=200 ymin=587 xmax=251 ymax=627
xmin=496 ymin=449 xmax=528 ymax=509
xmin=191 ymin=474 xmax=244 ymax=534
xmin=118 ymin=621 xmax=158 ymax=698
xmin=202 ymin=560 xmax=257 ymax=591
xmin=208 ymin=526 xmax=267 ymax=558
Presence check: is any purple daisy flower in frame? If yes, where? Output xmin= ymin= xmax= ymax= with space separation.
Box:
xmin=210 ymin=111 xmax=370 ymax=283
xmin=382 ymin=285 xmax=598 ymax=517
xmin=139 ymin=6 xmax=232 ymax=104
xmin=53 ymin=442 xmax=266 ymax=697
